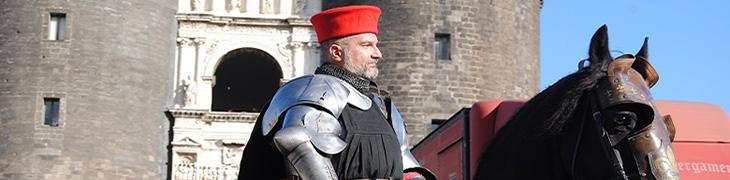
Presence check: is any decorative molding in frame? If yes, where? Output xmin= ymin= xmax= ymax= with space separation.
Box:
xmin=168 ymin=109 xmax=258 ymax=123
xmin=177 ymin=14 xmax=312 ymax=27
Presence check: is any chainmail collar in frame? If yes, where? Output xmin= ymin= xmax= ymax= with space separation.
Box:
xmin=315 ymin=63 xmax=372 ymax=93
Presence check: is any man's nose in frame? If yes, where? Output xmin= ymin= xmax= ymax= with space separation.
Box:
xmin=372 ymin=47 xmax=382 ymax=59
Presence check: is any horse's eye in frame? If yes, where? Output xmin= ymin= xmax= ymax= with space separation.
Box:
xmin=613 ymin=111 xmax=637 ymax=124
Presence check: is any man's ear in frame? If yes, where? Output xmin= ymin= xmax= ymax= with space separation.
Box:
xmin=328 ymin=44 xmax=345 ymax=64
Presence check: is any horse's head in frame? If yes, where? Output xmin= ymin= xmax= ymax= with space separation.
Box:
xmin=584 ymin=25 xmax=679 ymax=179
xmin=474 ymin=25 xmax=679 ymax=180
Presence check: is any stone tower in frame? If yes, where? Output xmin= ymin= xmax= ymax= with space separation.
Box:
xmin=0 ymin=0 xmax=176 ymax=179
xmin=323 ymin=0 xmax=543 ymax=143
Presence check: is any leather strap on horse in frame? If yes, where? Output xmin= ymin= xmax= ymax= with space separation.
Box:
xmin=590 ymin=92 xmax=631 ymax=180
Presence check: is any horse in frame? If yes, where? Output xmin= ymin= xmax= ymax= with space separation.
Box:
xmin=474 ymin=26 xmax=679 ymax=180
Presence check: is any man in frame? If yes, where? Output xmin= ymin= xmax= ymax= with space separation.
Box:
xmin=238 ymin=5 xmax=435 ymax=180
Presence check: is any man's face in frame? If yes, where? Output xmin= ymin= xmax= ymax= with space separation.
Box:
xmin=337 ymin=33 xmax=382 ymax=80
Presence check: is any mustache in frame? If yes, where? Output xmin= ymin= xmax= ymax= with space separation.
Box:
xmin=368 ymin=58 xmax=381 ymax=64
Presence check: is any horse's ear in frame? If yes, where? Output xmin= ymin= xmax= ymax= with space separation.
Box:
xmin=632 ymin=37 xmax=659 ymax=87
xmin=636 ymin=37 xmax=649 ymax=59
xmin=589 ymin=25 xmax=611 ymax=69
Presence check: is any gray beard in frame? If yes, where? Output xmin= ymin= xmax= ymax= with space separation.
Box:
xmin=342 ymin=49 xmax=379 ymax=80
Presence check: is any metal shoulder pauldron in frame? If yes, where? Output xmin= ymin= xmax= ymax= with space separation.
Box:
xmin=261 ymin=74 xmax=372 ymax=136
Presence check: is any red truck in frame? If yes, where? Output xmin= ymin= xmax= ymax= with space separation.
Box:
xmin=411 ymin=100 xmax=730 ymax=179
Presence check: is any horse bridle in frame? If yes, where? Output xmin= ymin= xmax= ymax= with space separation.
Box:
xmin=570 ymin=57 xmax=680 ymax=180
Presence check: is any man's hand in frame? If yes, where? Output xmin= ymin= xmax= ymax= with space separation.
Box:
xmin=403 ymin=172 xmax=427 ymax=180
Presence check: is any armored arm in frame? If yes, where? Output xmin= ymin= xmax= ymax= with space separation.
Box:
xmin=273 ymin=105 xmax=346 ymax=180
xmin=263 ymin=75 xmax=372 ymax=180
xmin=388 ymin=100 xmax=437 ymax=180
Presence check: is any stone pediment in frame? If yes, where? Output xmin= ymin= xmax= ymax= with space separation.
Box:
xmin=172 ymin=137 xmax=202 ymax=147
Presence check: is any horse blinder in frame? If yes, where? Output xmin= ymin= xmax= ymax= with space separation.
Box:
xmin=592 ymin=57 xmax=679 ymax=179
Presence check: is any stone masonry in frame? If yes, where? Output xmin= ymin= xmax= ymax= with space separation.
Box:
xmin=0 ymin=0 xmax=176 ymax=179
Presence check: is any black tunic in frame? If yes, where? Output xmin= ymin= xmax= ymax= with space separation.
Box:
xmin=335 ymin=101 xmax=403 ymax=179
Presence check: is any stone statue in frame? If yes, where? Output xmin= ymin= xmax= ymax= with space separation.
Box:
xmin=261 ymin=0 xmax=274 ymax=14
xmin=180 ymin=76 xmax=197 ymax=108
xmin=293 ymin=0 xmax=306 ymax=15
xmin=229 ymin=0 xmax=241 ymax=13
xmin=191 ymin=0 xmax=202 ymax=11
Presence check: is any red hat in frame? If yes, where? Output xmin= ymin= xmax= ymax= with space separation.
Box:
xmin=310 ymin=5 xmax=381 ymax=43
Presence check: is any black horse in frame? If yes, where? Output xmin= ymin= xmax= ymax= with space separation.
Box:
xmin=474 ymin=26 xmax=679 ymax=180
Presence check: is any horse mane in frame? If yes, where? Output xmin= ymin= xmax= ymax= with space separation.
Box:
xmin=512 ymin=61 xmax=608 ymax=137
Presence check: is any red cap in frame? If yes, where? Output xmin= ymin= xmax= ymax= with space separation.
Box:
xmin=310 ymin=5 xmax=381 ymax=43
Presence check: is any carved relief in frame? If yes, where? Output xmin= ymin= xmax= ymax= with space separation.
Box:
xmin=174 ymin=163 xmax=195 ymax=180
xmin=179 ymin=22 xmax=292 ymax=35
xmin=178 ymin=152 xmax=198 ymax=164
xmin=221 ymin=146 xmax=242 ymax=165
xmin=277 ymin=42 xmax=294 ymax=58
xmin=205 ymin=40 xmax=219 ymax=61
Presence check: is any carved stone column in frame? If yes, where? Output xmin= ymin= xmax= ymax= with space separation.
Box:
xmin=193 ymin=38 xmax=206 ymax=80
xmin=190 ymin=38 xmax=206 ymax=109
xmin=177 ymin=38 xmax=195 ymax=108
xmin=289 ymin=42 xmax=305 ymax=77
xmin=283 ymin=41 xmax=319 ymax=77
xmin=177 ymin=38 xmax=195 ymax=78
xmin=304 ymin=41 xmax=320 ymax=75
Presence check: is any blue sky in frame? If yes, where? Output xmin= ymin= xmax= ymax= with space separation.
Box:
xmin=540 ymin=0 xmax=730 ymax=112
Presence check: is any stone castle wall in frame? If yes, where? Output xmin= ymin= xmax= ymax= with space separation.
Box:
xmin=324 ymin=0 xmax=542 ymax=143
xmin=0 ymin=0 xmax=176 ymax=179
